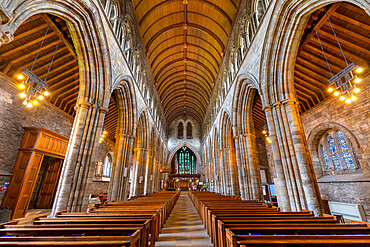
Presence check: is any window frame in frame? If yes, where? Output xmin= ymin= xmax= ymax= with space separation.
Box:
xmin=318 ymin=129 xmax=360 ymax=175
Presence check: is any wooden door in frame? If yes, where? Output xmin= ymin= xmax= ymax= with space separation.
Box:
xmin=12 ymin=152 xmax=44 ymax=219
xmin=36 ymin=158 xmax=62 ymax=209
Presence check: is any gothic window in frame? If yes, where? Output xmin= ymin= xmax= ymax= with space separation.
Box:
xmin=187 ymin=122 xmax=192 ymax=139
xmin=178 ymin=122 xmax=184 ymax=139
xmin=177 ymin=147 xmax=195 ymax=174
xmin=319 ymin=130 xmax=359 ymax=173
xmin=102 ymin=155 xmax=112 ymax=178
xmin=337 ymin=131 xmax=355 ymax=169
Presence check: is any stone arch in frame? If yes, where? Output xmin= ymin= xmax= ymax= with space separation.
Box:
xmin=307 ymin=122 xmax=365 ymax=177
xmin=260 ymin=0 xmax=369 ymax=107
xmin=220 ymin=110 xmax=240 ymax=196
xmin=5 ymin=0 xmax=112 ymax=108
xmin=167 ymin=142 xmax=202 ymax=174
xmin=232 ymin=73 xmax=260 ymax=135
xmin=112 ymin=75 xmax=137 ymax=136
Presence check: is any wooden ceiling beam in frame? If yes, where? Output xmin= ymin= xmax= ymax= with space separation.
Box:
xmin=318 ymin=29 xmax=369 ymax=55
xmin=298 ymin=2 xmax=342 ymax=53
xmin=42 ymin=15 xmax=77 ymax=59
xmin=1 ymin=32 xmax=56 ymax=58
xmin=331 ymin=12 xmax=370 ymax=31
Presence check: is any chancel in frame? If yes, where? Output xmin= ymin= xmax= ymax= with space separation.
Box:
xmin=0 ymin=0 xmax=369 ymax=246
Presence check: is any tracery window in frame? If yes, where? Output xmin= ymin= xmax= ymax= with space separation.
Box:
xmin=319 ymin=130 xmax=359 ymax=173
xmin=178 ymin=122 xmax=184 ymax=139
xmin=177 ymin=147 xmax=195 ymax=174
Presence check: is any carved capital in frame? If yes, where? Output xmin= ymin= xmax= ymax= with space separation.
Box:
xmin=0 ymin=30 xmax=13 ymax=46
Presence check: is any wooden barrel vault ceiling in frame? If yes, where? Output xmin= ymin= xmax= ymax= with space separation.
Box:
xmin=132 ymin=0 xmax=241 ymax=125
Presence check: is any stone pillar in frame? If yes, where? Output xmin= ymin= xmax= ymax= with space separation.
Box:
xmin=216 ymin=155 xmax=222 ymax=194
xmin=219 ymin=149 xmax=228 ymax=195
xmin=234 ymin=135 xmax=246 ymax=199
xmin=51 ymin=102 xmax=106 ymax=215
xmin=131 ymin=148 xmax=146 ymax=197
xmin=239 ymin=135 xmax=252 ymax=200
xmin=244 ymin=133 xmax=263 ymax=200
xmin=144 ymin=155 xmax=154 ymax=194
xmin=136 ymin=149 xmax=148 ymax=195
xmin=109 ymin=134 xmax=134 ymax=201
xmin=227 ymin=148 xmax=240 ymax=196
xmin=264 ymin=99 xmax=322 ymax=215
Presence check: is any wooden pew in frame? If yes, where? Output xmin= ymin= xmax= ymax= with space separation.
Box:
xmin=225 ymin=230 xmax=370 ymax=247
xmin=190 ymin=191 xmax=370 ymax=247
xmin=0 ymin=235 xmax=140 ymax=246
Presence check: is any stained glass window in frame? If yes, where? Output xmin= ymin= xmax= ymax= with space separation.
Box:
xmin=178 ymin=147 xmax=195 ymax=174
xmin=337 ymin=131 xmax=355 ymax=169
xmin=327 ymin=134 xmax=342 ymax=170
xmin=321 ymin=145 xmax=331 ymax=170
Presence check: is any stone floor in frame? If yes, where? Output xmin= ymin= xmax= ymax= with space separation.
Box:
xmin=155 ymin=192 xmax=213 ymax=247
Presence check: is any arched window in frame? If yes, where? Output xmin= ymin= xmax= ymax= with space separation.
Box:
xmin=177 ymin=147 xmax=196 ymax=174
xmin=178 ymin=122 xmax=184 ymax=139
xmin=319 ymin=130 xmax=359 ymax=173
xmin=186 ymin=122 xmax=192 ymax=139
xmin=102 ymin=155 xmax=112 ymax=178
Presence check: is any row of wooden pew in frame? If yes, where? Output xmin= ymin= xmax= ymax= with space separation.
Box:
xmin=189 ymin=191 xmax=370 ymax=247
xmin=0 ymin=191 xmax=180 ymax=246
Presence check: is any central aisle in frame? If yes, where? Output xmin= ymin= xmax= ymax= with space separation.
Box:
xmin=155 ymin=192 xmax=213 ymax=247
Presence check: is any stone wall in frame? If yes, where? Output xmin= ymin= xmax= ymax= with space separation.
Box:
xmin=300 ymin=77 xmax=370 ymax=220
xmin=0 ymin=73 xmax=74 ymax=203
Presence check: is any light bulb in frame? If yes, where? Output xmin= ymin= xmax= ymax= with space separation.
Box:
xmin=23 ymin=100 xmax=27 ymax=105
xmin=20 ymin=92 xmax=26 ymax=98
xmin=27 ymin=102 xmax=33 ymax=108
xmin=333 ymin=91 xmax=340 ymax=96
xmin=262 ymin=130 xmax=267 ymax=134
xmin=268 ymin=139 xmax=272 ymax=143
xmin=38 ymin=95 xmax=44 ymax=100
xmin=99 ymin=140 xmax=102 ymax=143
xmin=266 ymin=137 xmax=271 ymax=141
xmin=43 ymin=91 xmax=50 ymax=96
xmin=339 ymin=96 xmax=345 ymax=101
xmin=102 ymin=134 xmax=106 ymax=137
xmin=103 ymin=130 xmax=107 ymax=134
xmin=351 ymin=95 xmax=357 ymax=101
xmin=32 ymin=100 xmax=38 ymax=105
xmin=100 ymin=138 xmax=104 ymax=141
xmin=353 ymin=88 xmax=360 ymax=93
xmin=354 ymin=78 xmax=361 ymax=83
xmin=328 ymin=87 xmax=334 ymax=93
xmin=345 ymin=98 xmax=351 ymax=104
xmin=17 ymin=74 xmax=24 ymax=80
xmin=356 ymin=67 xmax=363 ymax=73
xmin=19 ymin=84 xmax=25 ymax=89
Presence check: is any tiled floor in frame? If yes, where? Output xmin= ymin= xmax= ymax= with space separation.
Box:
xmin=155 ymin=192 xmax=213 ymax=247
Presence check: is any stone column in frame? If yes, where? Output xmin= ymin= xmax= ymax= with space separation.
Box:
xmin=109 ymin=134 xmax=134 ymax=201
xmin=51 ymin=102 xmax=106 ymax=215
xmin=219 ymin=149 xmax=228 ymax=195
xmin=244 ymin=133 xmax=263 ymax=200
xmin=227 ymin=148 xmax=239 ymax=196
xmin=239 ymin=135 xmax=252 ymax=200
xmin=234 ymin=135 xmax=246 ymax=199
xmin=136 ymin=149 xmax=148 ymax=195
xmin=144 ymin=155 xmax=154 ymax=194
xmin=264 ymin=99 xmax=322 ymax=215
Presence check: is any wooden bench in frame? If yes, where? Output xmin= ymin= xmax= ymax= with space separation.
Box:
xmin=0 ymin=235 xmax=140 ymax=246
